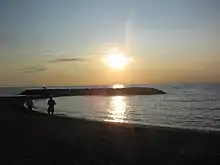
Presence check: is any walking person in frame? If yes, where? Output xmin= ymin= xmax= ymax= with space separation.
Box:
xmin=47 ymin=96 xmax=56 ymax=115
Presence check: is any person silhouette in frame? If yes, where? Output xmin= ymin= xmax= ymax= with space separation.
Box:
xmin=26 ymin=98 xmax=34 ymax=111
xmin=47 ymin=96 xmax=56 ymax=115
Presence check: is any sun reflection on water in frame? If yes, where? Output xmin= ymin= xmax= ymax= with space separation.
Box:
xmin=105 ymin=96 xmax=128 ymax=123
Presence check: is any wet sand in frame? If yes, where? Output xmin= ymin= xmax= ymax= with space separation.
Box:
xmin=1 ymin=100 xmax=220 ymax=165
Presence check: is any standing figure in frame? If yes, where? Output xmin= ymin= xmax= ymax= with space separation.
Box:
xmin=26 ymin=98 xmax=34 ymax=111
xmin=47 ymin=96 xmax=56 ymax=115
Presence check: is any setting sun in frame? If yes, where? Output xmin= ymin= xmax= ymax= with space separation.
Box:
xmin=102 ymin=53 xmax=132 ymax=70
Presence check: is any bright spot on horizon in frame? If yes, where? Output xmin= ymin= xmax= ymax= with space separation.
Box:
xmin=112 ymin=84 xmax=124 ymax=89
xmin=102 ymin=53 xmax=132 ymax=70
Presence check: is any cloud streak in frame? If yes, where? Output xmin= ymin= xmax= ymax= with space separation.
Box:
xmin=20 ymin=66 xmax=47 ymax=74
xmin=50 ymin=57 xmax=88 ymax=63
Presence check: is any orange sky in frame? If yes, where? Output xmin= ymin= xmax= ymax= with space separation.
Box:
xmin=0 ymin=0 xmax=219 ymax=86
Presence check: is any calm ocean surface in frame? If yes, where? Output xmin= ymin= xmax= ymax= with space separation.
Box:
xmin=1 ymin=84 xmax=220 ymax=131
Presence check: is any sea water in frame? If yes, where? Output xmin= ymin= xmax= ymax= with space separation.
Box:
xmin=1 ymin=84 xmax=220 ymax=131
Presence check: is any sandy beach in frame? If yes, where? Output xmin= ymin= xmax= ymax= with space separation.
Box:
xmin=1 ymin=99 xmax=220 ymax=165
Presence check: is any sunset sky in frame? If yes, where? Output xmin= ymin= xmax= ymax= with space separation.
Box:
xmin=0 ymin=0 xmax=219 ymax=86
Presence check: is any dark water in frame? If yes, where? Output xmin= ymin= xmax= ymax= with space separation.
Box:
xmin=1 ymin=84 xmax=220 ymax=131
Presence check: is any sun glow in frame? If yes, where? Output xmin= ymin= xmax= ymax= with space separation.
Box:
xmin=102 ymin=53 xmax=132 ymax=70
xmin=112 ymin=84 xmax=124 ymax=89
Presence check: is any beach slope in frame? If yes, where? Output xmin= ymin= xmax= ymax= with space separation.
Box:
xmin=1 ymin=101 xmax=220 ymax=165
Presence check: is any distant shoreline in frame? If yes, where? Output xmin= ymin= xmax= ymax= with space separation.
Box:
xmin=20 ymin=87 xmax=166 ymax=97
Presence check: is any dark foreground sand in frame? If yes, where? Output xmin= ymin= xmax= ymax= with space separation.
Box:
xmin=1 ymin=100 xmax=220 ymax=165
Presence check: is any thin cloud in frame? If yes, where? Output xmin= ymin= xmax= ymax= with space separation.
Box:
xmin=20 ymin=66 xmax=47 ymax=74
xmin=50 ymin=57 xmax=88 ymax=63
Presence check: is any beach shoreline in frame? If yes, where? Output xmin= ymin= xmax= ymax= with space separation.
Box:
xmin=1 ymin=100 xmax=220 ymax=164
